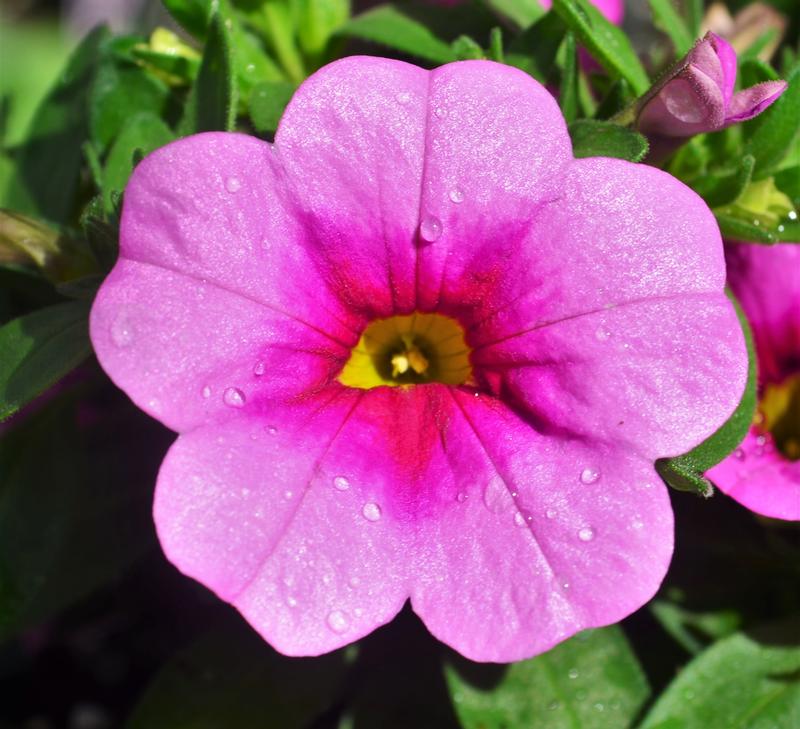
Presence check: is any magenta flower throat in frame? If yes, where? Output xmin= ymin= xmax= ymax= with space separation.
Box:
xmin=90 ymin=58 xmax=748 ymax=662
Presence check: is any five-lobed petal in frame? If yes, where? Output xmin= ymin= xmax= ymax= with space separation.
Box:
xmin=90 ymin=58 xmax=748 ymax=661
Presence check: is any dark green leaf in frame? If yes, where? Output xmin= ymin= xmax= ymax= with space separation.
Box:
xmin=650 ymin=600 xmax=741 ymax=655
xmin=0 ymin=27 xmax=108 ymax=224
xmin=506 ymin=12 xmax=566 ymax=83
xmin=640 ymin=621 xmax=800 ymax=729
xmin=89 ymin=54 xmax=170 ymax=153
xmin=162 ymin=0 xmax=214 ymax=38
xmin=179 ymin=12 xmax=237 ymax=135
xmin=559 ymin=33 xmax=579 ymax=124
xmin=774 ymin=166 xmax=800 ymax=206
xmin=715 ymin=212 xmax=779 ymax=244
xmin=569 ymin=120 xmax=649 ymax=162
xmin=81 ymin=194 xmax=120 ymax=272
xmin=745 ymin=63 xmax=800 ymax=177
xmin=483 ymin=0 xmax=545 ymax=28
xmin=338 ymin=4 xmax=456 ymax=64
xmin=0 ymin=300 xmax=91 ymax=421
xmin=594 ymin=78 xmax=633 ymax=119
xmin=103 ymin=112 xmax=175 ymax=211
xmin=248 ymin=81 xmax=296 ymax=135
xmin=740 ymin=58 xmax=780 ymax=88
xmin=551 ymin=0 xmax=650 ymax=95
xmin=487 ymin=27 xmax=504 ymax=64
xmin=648 ymin=0 xmax=694 ymax=56
xmin=126 ymin=622 xmax=350 ymax=729
xmin=452 ymin=35 xmax=485 ymax=61
xmin=656 ymin=291 xmax=757 ymax=496
xmin=692 ymin=155 xmax=755 ymax=208
xmin=445 ymin=627 xmax=650 ymax=729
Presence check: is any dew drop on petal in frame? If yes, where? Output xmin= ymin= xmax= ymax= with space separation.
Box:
xmin=362 ymin=502 xmax=382 ymax=521
xmin=545 ymin=508 xmax=557 ymax=519
xmin=449 ymin=188 xmax=464 ymax=204
xmin=111 ymin=316 xmax=133 ymax=347
xmin=580 ymin=467 xmax=600 ymax=484
xmin=333 ymin=476 xmax=350 ymax=491
xmin=286 ymin=596 xmax=298 ymax=607
xmin=225 ymin=177 xmax=241 ymax=193
xmin=223 ymin=387 xmax=246 ymax=408
xmin=734 ymin=447 xmax=745 ymax=460
xmin=483 ymin=475 xmax=511 ymax=514
xmin=420 ymin=216 xmax=442 ymax=242
xmin=434 ymin=107 xmax=446 ymax=118
xmin=514 ymin=511 xmax=526 ymax=527
xmin=201 ymin=385 xmax=212 ymax=399
xmin=266 ymin=425 xmax=278 ymax=436
xmin=594 ymin=325 xmax=611 ymax=341
xmin=396 ymin=91 xmax=411 ymax=104
xmin=456 ymin=491 xmax=467 ymax=503
xmin=253 ymin=361 xmax=266 ymax=376
xmin=578 ymin=526 xmax=595 ymax=542
xmin=284 ymin=490 xmax=293 ymax=500
xmin=327 ymin=609 xmax=349 ymax=633
xmin=349 ymin=576 xmax=360 ymax=588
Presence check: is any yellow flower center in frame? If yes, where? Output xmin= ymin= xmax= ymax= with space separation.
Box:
xmin=339 ymin=313 xmax=472 ymax=389
xmin=759 ymin=372 xmax=800 ymax=461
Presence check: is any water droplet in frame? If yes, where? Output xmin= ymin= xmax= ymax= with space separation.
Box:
xmin=286 ymin=595 xmax=297 ymax=607
xmin=752 ymin=218 xmax=760 ymax=227
xmin=594 ymin=325 xmax=611 ymax=341
xmin=223 ymin=387 xmax=246 ymax=407
xmin=578 ymin=526 xmax=595 ymax=542
xmin=789 ymin=210 xmax=798 ymax=220
xmin=396 ymin=91 xmax=411 ymax=104
xmin=240 ymin=487 xmax=250 ymax=497
xmin=456 ymin=491 xmax=467 ymax=503
xmin=253 ymin=361 xmax=266 ymax=376
xmin=349 ymin=576 xmax=360 ymax=588
xmin=642 ymin=482 xmax=654 ymax=489
xmin=245 ymin=63 xmax=255 ymax=73
xmin=575 ymin=690 xmax=587 ymax=702
xmin=483 ymin=475 xmax=512 ymax=514
xmin=327 ymin=609 xmax=349 ymax=633
xmin=778 ymin=224 xmax=785 ymax=233
xmin=568 ymin=668 xmax=579 ymax=679
xmin=284 ymin=490 xmax=293 ymax=500
xmin=734 ymin=447 xmax=745 ymax=460
xmin=514 ymin=511 xmax=526 ymax=527
xmin=202 ymin=385 xmax=212 ymax=399
xmin=631 ymin=518 xmax=644 ymax=530
xmin=434 ymin=107 xmax=447 ymax=118
xmin=683 ymin=689 xmax=696 ymax=701
xmin=545 ymin=508 xmax=557 ymax=519
xmin=225 ymin=177 xmax=241 ymax=193
xmin=362 ymin=502 xmax=382 ymax=521
xmin=449 ymin=188 xmax=464 ymax=204
xmin=420 ymin=216 xmax=442 ymax=242
xmin=333 ymin=476 xmax=350 ymax=491
xmin=561 ymin=581 xmax=570 ymax=590
xmin=266 ymin=425 xmax=278 ymax=436
xmin=593 ymin=702 xmax=605 ymax=712
xmin=111 ymin=316 xmax=133 ymax=347
xmin=756 ymin=434 xmax=767 ymax=446
xmin=547 ymin=700 xmax=560 ymax=711
xmin=580 ymin=468 xmax=600 ymax=484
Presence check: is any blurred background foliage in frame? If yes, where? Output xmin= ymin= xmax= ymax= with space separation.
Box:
xmin=0 ymin=1 xmax=799 ymax=727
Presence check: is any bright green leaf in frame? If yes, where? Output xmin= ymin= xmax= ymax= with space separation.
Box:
xmin=452 ymin=35 xmax=485 ymax=61
xmin=656 ymin=291 xmax=757 ymax=496
xmin=445 ymin=627 xmax=650 ymax=729
xmin=569 ymin=120 xmax=649 ymax=162
xmin=640 ymin=620 xmax=800 ymax=729
xmin=179 ymin=12 xmax=237 ymax=134
xmin=103 ymin=112 xmax=175 ymax=211
xmin=296 ymin=0 xmax=350 ymax=61
xmin=559 ymin=33 xmax=579 ymax=124
xmin=483 ymin=0 xmax=545 ymax=29
xmin=0 ymin=300 xmax=91 ymax=421
xmin=126 ymin=622 xmax=350 ymax=729
xmin=1 ymin=26 xmax=107 ymax=224
xmin=488 ymin=27 xmax=504 ymax=64
xmin=338 ymin=4 xmax=456 ymax=64
xmin=249 ymin=81 xmax=296 ymax=135
xmin=648 ymin=0 xmax=694 ymax=56
xmin=551 ymin=0 xmax=650 ymax=95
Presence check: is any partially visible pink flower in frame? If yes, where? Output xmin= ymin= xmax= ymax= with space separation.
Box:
xmin=637 ymin=32 xmax=786 ymax=160
xmin=90 ymin=58 xmax=746 ymax=661
xmin=707 ymin=243 xmax=800 ymax=521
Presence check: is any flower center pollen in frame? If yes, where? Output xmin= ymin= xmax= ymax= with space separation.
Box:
xmin=339 ymin=313 xmax=472 ymax=389
xmin=758 ymin=372 xmax=800 ymax=460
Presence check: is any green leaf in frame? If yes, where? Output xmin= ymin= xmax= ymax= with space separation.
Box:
xmin=0 ymin=300 xmax=91 ymax=421
xmin=452 ymin=35 xmax=485 ymax=61
xmin=775 ymin=166 xmax=800 ymax=207
xmin=0 ymin=387 xmax=159 ymax=640
xmin=249 ymin=81 xmax=296 ymax=135
xmin=89 ymin=52 xmax=170 ymax=153
xmin=0 ymin=26 xmax=108 ymax=224
xmin=685 ymin=0 xmax=703 ymax=35
xmin=745 ymin=63 xmax=800 ymax=177
xmin=296 ymin=0 xmax=350 ymax=62
xmin=650 ymin=600 xmax=741 ymax=656
xmin=594 ymin=78 xmax=633 ymax=119
xmin=338 ymin=4 xmax=456 ymax=65
xmin=126 ymin=623 xmax=350 ymax=729
xmin=569 ymin=120 xmax=649 ymax=162
xmin=81 ymin=194 xmax=120 ymax=272
xmin=656 ymin=291 xmax=757 ymax=496
xmin=483 ymin=0 xmax=545 ymax=29
xmin=130 ymin=47 xmax=201 ymax=85
xmin=639 ymin=620 xmax=800 ymax=729
xmin=487 ymin=27 xmax=504 ymax=64
xmin=559 ymin=33 xmax=579 ymax=124
xmin=551 ymin=0 xmax=650 ymax=95
xmin=740 ymin=58 xmax=780 ymax=88
xmin=102 ymin=112 xmax=175 ymax=211
xmin=162 ymin=0 xmax=215 ymax=38
xmin=179 ymin=12 xmax=237 ymax=135
xmin=506 ymin=11 xmax=566 ymax=83
xmin=648 ymin=0 xmax=694 ymax=56
xmin=445 ymin=627 xmax=650 ymax=729
xmin=692 ymin=155 xmax=755 ymax=208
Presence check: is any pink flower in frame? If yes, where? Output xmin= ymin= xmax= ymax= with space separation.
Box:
xmin=707 ymin=243 xmax=800 ymax=521
xmin=637 ymin=32 xmax=786 ymax=157
xmin=90 ymin=58 xmax=747 ymax=661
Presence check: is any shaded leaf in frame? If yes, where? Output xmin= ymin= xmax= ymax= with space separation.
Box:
xmin=692 ymin=155 xmax=755 ymax=208
xmin=162 ymin=0 xmax=215 ymax=38
xmin=445 ymin=627 xmax=650 ymax=729
xmin=506 ymin=11 xmax=566 ymax=83
xmin=483 ymin=0 xmax=545 ymax=29
xmin=559 ymin=33 xmax=578 ymax=123
xmin=648 ymin=0 xmax=694 ymax=56
xmin=650 ymin=600 xmax=741 ymax=656
xmin=569 ymin=120 xmax=649 ymax=162
xmin=249 ymin=81 xmax=296 ymax=135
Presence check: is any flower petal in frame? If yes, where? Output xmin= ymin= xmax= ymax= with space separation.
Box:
xmin=707 ymin=430 xmax=800 ymax=520
xmin=415 ymin=60 xmax=571 ymax=312
xmin=411 ymin=389 xmax=673 ymax=662
xmin=275 ymin=56 xmax=429 ymax=317
xmin=725 ymin=81 xmax=788 ymax=124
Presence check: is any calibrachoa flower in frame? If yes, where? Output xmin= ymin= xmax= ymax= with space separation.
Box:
xmin=637 ymin=32 xmax=786 ymax=161
xmin=90 ymin=58 xmax=747 ymax=661
xmin=707 ymin=243 xmax=800 ymax=521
